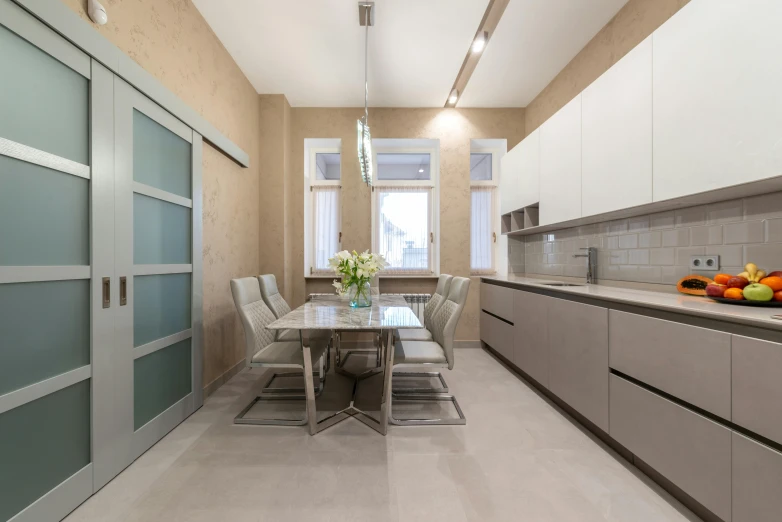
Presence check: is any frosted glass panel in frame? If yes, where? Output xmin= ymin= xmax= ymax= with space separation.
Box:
xmin=134 ymin=339 xmax=191 ymax=430
xmin=0 ymin=155 xmax=89 ymax=266
xmin=0 ymin=280 xmax=89 ymax=396
xmin=133 ymin=110 xmax=191 ymax=198
xmin=134 ymin=193 xmax=192 ymax=265
xmin=0 ymin=24 xmax=88 ymax=164
xmin=0 ymin=380 xmax=90 ymax=522
xmin=134 ymin=273 xmax=191 ymax=347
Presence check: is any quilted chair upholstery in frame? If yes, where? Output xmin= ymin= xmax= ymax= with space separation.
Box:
xmin=397 ymin=274 xmax=453 ymax=342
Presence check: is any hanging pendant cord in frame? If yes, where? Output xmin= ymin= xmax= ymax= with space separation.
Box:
xmin=364 ymin=5 xmax=369 ymax=124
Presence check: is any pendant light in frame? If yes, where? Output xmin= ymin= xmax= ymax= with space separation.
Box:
xmin=357 ymin=2 xmax=374 ymax=186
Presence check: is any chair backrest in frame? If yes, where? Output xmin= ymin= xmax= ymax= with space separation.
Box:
xmin=370 ymin=275 xmax=380 ymax=296
xmin=231 ymin=277 xmax=277 ymax=366
xmin=258 ymin=274 xmax=291 ymax=319
xmin=423 ymin=274 xmax=453 ymax=331
xmin=431 ymin=276 xmax=471 ymax=370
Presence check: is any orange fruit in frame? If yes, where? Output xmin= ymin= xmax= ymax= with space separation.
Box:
xmin=759 ymin=276 xmax=782 ymax=292
xmin=714 ymin=273 xmax=732 ymax=285
xmin=723 ymin=288 xmax=745 ymax=300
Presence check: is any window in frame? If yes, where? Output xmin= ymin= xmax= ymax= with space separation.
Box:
xmin=371 ymin=140 xmax=439 ymax=276
xmin=470 ymin=144 xmax=501 ymax=274
xmin=304 ymin=141 xmax=341 ymax=276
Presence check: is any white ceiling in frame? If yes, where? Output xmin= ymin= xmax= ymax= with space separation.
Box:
xmin=461 ymin=0 xmax=628 ymax=107
xmin=193 ymin=0 xmax=627 ymax=108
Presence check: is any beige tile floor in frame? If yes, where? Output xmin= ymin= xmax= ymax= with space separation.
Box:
xmin=65 ymin=348 xmax=701 ymax=522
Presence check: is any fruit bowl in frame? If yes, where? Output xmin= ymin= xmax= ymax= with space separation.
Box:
xmin=706 ymin=297 xmax=782 ymax=307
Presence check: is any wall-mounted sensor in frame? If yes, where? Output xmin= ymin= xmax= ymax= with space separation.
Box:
xmin=88 ymin=0 xmax=108 ymax=25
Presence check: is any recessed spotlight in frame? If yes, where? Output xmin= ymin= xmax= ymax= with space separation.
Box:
xmin=448 ymin=88 xmax=459 ymax=105
xmin=472 ymin=31 xmax=488 ymax=53
xmin=418 ymin=168 xmax=424 ymax=173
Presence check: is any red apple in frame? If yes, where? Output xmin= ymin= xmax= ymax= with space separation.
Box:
xmin=774 ymin=289 xmax=782 ymax=302
xmin=768 ymin=271 xmax=782 ymax=278
xmin=727 ymin=276 xmax=750 ymax=289
xmin=705 ymin=284 xmax=727 ymax=298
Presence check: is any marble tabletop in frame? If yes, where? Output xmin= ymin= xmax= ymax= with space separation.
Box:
xmin=267 ymin=294 xmax=423 ymax=330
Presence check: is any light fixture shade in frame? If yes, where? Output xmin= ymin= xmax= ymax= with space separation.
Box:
xmin=357 ymin=119 xmax=373 ymax=185
xmin=448 ymin=88 xmax=459 ymax=105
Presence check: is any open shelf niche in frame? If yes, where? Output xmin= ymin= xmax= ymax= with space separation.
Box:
xmin=501 ymin=204 xmax=539 ymax=235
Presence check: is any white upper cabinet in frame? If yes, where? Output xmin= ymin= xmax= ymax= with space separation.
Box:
xmin=582 ymin=37 xmax=652 ymax=217
xmin=539 ymin=95 xmax=582 ymax=226
xmin=500 ymin=143 xmax=522 ymax=215
xmin=653 ymin=0 xmax=782 ymax=202
xmin=518 ymin=129 xmax=540 ymax=210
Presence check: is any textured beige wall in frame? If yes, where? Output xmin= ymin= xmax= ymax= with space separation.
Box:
xmin=60 ymin=0 xmax=261 ymax=388
xmin=524 ymin=0 xmax=689 ymax=136
xmin=290 ymin=108 xmax=525 ymax=340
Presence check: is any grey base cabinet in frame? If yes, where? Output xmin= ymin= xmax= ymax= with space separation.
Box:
xmin=732 ymin=432 xmax=782 ymax=522
xmin=513 ymin=291 xmax=549 ymax=386
xmin=732 ymin=335 xmax=782 ymax=446
xmin=548 ymin=297 xmax=609 ymax=432
xmin=610 ymin=375 xmax=732 ymax=521
xmin=480 ymin=311 xmax=514 ymax=362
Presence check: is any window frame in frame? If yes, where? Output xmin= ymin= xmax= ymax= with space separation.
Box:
xmin=304 ymin=144 xmax=341 ymax=278
xmin=370 ymin=141 xmax=440 ymax=277
xmin=470 ymin=146 xmax=501 ymax=275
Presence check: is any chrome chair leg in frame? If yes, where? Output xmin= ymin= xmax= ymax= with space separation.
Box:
xmin=392 ymin=371 xmax=449 ymax=395
xmin=388 ymin=392 xmax=466 ymax=426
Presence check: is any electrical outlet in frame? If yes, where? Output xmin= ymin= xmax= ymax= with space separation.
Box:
xmin=690 ymin=255 xmax=720 ymax=271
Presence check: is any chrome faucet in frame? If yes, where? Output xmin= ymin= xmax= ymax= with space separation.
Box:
xmin=573 ymin=247 xmax=597 ymax=284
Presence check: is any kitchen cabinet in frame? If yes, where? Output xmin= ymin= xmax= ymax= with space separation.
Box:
xmin=517 ymin=129 xmax=540 ymax=211
xmin=732 ymin=432 xmax=782 ymax=522
xmin=539 ymin=95 xmax=582 ymax=226
xmin=480 ymin=282 xmax=514 ymax=323
xmin=652 ymin=0 xmax=782 ymax=202
xmin=547 ymin=296 xmax=608 ymax=432
xmin=513 ymin=290 xmax=549 ymax=386
xmin=499 ymin=144 xmax=522 ymax=215
xmin=732 ymin=335 xmax=782 ymax=446
xmin=610 ymin=375 xmax=732 ymax=521
xmin=609 ymin=310 xmax=731 ymax=419
xmin=480 ymin=311 xmax=514 ymax=362
xmin=581 ymin=37 xmax=652 ymax=217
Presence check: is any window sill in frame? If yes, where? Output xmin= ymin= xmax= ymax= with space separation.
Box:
xmin=306 ymin=275 xmax=337 ymax=279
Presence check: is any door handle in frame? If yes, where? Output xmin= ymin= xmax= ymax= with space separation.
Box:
xmin=102 ymin=277 xmax=111 ymax=308
xmin=120 ymin=276 xmax=127 ymax=306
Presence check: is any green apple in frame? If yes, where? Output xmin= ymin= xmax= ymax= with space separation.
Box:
xmin=743 ymin=283 xmax=774 ymax=301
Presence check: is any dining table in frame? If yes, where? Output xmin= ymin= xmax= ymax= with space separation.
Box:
xmin=266 ymin=294 xmax=423 ymax=435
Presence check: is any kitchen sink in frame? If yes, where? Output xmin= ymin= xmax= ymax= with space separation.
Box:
xmin=540 ymin=282 xmax=585 ymax=287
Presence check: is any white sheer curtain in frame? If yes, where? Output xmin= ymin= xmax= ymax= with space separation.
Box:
xmin=471 ymin=187 xmax=494 ymax=274
xmin=312 ymin=186 xmax=340 ymax=274
xmin=375 ymin=186 xmax=432 ymax=275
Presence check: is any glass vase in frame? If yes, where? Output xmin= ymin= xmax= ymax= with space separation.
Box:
xmin=348 ymin=280 xmax=372 ymax=308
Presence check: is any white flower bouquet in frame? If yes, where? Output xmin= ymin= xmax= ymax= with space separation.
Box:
xmin=329 ymin=250 xmax=388 ymax=306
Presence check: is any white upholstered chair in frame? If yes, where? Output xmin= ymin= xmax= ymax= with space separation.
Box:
xmin=231 ymin=277 xmax=328 ymax=426
xmin=386 ymin=276 xmax=471 ymax=425
xmin=393 ymin=274 xmax=453 ymax=393
xmin=258 ymin=274 xmax=298 ymax=342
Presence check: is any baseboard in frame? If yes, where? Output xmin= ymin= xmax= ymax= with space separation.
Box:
xmin=203 ymin=359 xmax=245 ymax=398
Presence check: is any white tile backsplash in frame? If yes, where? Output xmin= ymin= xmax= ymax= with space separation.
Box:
xmin=520 ymin=192 xmax=782 ymax=285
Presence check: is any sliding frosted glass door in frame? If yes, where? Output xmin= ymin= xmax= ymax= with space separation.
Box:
xmin=111 ymin=79 xmax=203 ymax=468
xmin=0 ymin=8 xmax=95 ymax=522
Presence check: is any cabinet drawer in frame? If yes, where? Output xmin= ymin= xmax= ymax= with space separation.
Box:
xmin=548 ymin=297 xmax=609 ymax=432
xmin=732 ymin=335 xmax=782 ymax=445
xmin=480 ymin=283 xmax=514 ymax=323
xmin=609 ymin=311 xmax=731 ymax=419
xmin=610 ymin=375 xmax=732 ymax=521
xmin=513 ymin=290 xmax=549 ymax=387
xmin=732 ymin=432 xmax=782 ymax=522
xmin=480 ymin=311 xmax=514 ymax=362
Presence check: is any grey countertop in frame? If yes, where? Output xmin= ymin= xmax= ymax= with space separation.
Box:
xmin=483 ymin=275 xmax=782 ymax=332
xmin=267 ymin=294 xmax=423 ymax=330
